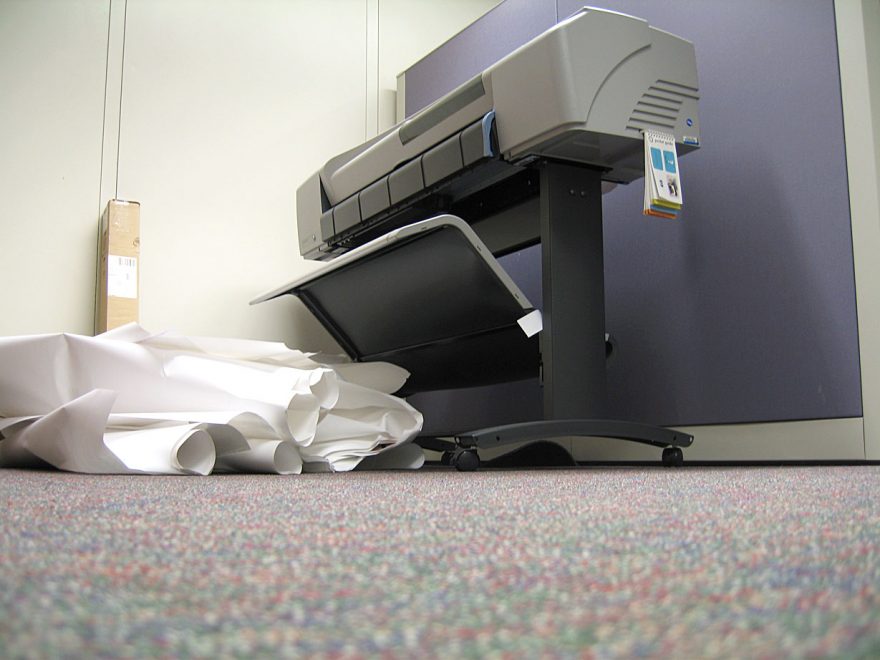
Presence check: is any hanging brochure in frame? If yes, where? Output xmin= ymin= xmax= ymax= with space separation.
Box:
xmin=643 ymin=130 xmax=683 ymax=219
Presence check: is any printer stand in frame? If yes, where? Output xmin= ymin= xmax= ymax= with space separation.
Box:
xmin=257 ymin=158 xmax=693 ymax=470
xmin=421 ymin=160 xmax=693 ymax=470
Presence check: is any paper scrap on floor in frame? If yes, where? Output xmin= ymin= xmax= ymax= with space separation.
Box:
xmin=0 ymin=324 xmax=424 ymax=474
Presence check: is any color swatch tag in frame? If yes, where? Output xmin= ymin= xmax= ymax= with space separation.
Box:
xmin=643 ymin=130 xmax=683 ymax=219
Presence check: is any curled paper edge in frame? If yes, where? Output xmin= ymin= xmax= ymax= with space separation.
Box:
xmin=215 ymin=439 xmax=303 ymax=475
xmin=104 ymin=425 xmax=216 ymax=475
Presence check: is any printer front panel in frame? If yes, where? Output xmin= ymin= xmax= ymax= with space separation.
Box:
xmin=296 ymin=171 xmax=325 ymax=259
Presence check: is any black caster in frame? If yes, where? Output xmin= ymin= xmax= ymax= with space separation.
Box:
xmin=662 ymin=446 xmax=684 ymax=467
xmin=440 ymin=451 xmax=455 ymax=466
xmin=452 ymin=450 xmax=480 ymax=472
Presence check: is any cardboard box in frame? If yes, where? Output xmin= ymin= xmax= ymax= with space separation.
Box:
xmin=95 ymin=199 xmax=140 ymax=334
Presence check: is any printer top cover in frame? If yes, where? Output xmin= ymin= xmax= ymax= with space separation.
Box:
xmin=296 ymin=6 xmax=700 ymax=260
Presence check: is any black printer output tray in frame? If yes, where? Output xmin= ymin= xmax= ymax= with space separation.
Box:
xmin=252 ymin=215 xmax=541 ymax=395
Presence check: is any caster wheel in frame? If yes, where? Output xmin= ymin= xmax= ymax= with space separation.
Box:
xmin=662 ymin=446 xmax=684 ymax=467
xmin=452 ymin=450 xmax=480 ymax=472
xmin=440 ymin=451 xmax=455 ymax=466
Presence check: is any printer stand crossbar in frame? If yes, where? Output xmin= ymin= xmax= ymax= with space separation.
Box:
xmin=456 ymin=420 xmax=693 ymax=451
xmin=419 ymin=419 xmax=693 ymax=470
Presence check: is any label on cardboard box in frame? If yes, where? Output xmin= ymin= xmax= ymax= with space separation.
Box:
xmin=108 ymin=254 xmax=138 ymax=299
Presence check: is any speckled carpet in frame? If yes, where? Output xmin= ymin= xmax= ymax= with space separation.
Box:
xmin=2 ymin=465 xmax=879 ymax=658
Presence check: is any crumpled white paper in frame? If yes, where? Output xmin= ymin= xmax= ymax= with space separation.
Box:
xmin=0 ymin=324 xmax=424 ymax=474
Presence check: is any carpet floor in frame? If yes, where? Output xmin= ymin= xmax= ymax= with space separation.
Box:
xmin=1 ymin=465 xmax=879 ymax=658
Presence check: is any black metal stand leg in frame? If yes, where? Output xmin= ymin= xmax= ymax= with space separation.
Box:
xmin=539 ymin=161 xmax=607 ymax=419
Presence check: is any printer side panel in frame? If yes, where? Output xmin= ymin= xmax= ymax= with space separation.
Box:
xmin=577 ymin=28 xmax=700 ymax=181
xmin=487 ymin=8 xmax=699 ymax=181
xmin=586 ymin=27 xmax=700 ymax=146
xmin=297 ymin=171 xmax=325 ymax=259
xmin=489 ymin=8 xmax=652 ymax=161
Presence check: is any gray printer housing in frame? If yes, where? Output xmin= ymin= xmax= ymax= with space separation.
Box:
xmin=296 ymin=7 xmax=700 ymax=261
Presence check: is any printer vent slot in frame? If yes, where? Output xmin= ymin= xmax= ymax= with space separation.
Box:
xmin=632 ymin=107 xmax=677 ymax=123
xmin=626 ymin=119 xmax=676 ymax=134
xmin=635 ymin=99 xmax=679 ymax=114
xmin=626 ymin=81 xmax=692 ymax=133
xmin=654 ymin=78 xmax=700 ymax=100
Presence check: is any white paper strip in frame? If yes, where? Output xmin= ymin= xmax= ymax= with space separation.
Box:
xmin=357 ymin=443 xmax=426 ymax=470
xmin=517 ymin=309 xmax=543 ymax=338
xmin=215 ymin=439 xmax=302 ymax=475
xmin=0 ymin=390 xmax=126 ymax=473
xmin=104 ymin=425 xmax=216 ymax=475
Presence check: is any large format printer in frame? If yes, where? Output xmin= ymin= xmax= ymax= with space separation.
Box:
xmin=255 ymin=7 xmax=701 ymax=469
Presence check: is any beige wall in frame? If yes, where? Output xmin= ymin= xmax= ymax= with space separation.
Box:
xmin=0 ymin=0 xmax=499 ymax=347
xmin=0 ymin=0 xmax=109 ymax=336
xmin=115 ymin=0 xmax=369 ymax=349
xmin=375 ymin=0 xmax=502 ymax=132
